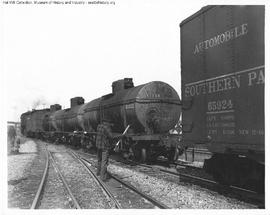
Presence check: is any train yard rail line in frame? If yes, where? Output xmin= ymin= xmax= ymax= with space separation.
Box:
xmin=48 ymin=151 xmax=81 ymax=209
xmin=30 ymin=145 xmax=81 ymax=209
xmin=12 ymin=140 xmax=262 ymax=209
xmin=30 ymin=146 xmax=49 ymax=209
xmin=75 ymin=150 xmax=264 ymax=208
xmin=107 ymin=172 xmax=169 ymax=209
xmin=31 ymin=145 xmax=120 ymax=209
xmin=69 ymin=151 xmax=122 ymax=209
xmin=74 ymin=151 xmax=170 ymax=209
xmin=174 ymin=160 xmax=203 ymax=169
xmin=135 ymin=162 xmax=265 ymax=208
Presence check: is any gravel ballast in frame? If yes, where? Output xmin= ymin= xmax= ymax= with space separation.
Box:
xmin=8 ymin=139 xmax=259 ymax=209
xmin=53 ymin=151 xmax=113 ymax=208
xmin=38 ymin=159 xmax=72 ymax=209
xmin=8 ymin=139 xmax=46 ymax=208
xmin=108 ymin=164 xmax=257 ymax=209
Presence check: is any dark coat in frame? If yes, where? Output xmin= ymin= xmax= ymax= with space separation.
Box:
xmin=96 ymin=122 xmax=113 ymax=150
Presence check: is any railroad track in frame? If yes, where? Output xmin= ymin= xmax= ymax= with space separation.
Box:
xmin=73 ymin=151 xmax=170 ymax=209
xmin=174 ymin=160 xmax=203 ymax=169
xmin=30 ymin=146 xmax=81 ymax=209
xmin=133 ymin=162 xmax=265 ymax=208
xmin=48 ymin=151 xmax=81 ymax=208
xmin=179 ymin=148 xmax=212 ymax=163
xmin=31 ymin=144 xmax=122 ymax=209
xmin=156 ymin=156 xmax=204 ymax=170
xmin=30 ymin=146 xmax=49 ymax=209
xmin=75 ymin=150 xmax=264 ymax=208
xmin=68 ymin=151 xmax=122 ymax=209
xmin=185 ymin=148 xmax=212 ymax=155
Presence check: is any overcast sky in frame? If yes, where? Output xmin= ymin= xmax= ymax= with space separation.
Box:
xmin=1 ymin=0 xmax=268 ymax=122
xmin=1 ymin=0 xmax=202 ymax=121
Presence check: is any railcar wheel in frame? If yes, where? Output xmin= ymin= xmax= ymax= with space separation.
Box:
xmin=168 ymin=148 xmax=180 ymax=162
xmin=131 ymin=142 xmax=149 ymax=163
xmin=130 ymin=143 xmax=141 ymax=161
xmin=141 ymin=148 xmax=147 ymax=163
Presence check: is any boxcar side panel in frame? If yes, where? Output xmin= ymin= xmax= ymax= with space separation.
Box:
xmin=181 ymin=6 xmax=264 ymax=158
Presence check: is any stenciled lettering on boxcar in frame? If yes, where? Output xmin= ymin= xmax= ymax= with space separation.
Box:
xmin=185 ymin=66 xmax=264 ymax=138
xmin=184 ymin=66 xmax=265 ymax=97
xmin=193 ymin=23 xmax=248 ymax=54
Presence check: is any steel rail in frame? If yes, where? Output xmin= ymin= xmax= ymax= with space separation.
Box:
xmin=69 ymin=151 xmax=122 ymax=209
xmin=48 ymin=151 xmax=81 ymax=209
xmin=30 ymin=146 xmax=49 ymax=209
xmin=150 ymin=164 xmax=263 ymax=203
xmin=76 ymin=153 xmax=170 ymax=209
xmin=185 ymin=148 xmax=212 ymax=154
xmin=108 ymin=172 xmax=170 ymax=209
xmin=174 ymin=161 xmax=203 ymax=169
xmin=75 ymin=150 xmax=264 ymax=207
xmin=137 ymin=163 xmax=264 ymax=207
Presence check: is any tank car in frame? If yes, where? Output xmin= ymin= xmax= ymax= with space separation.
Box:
xmin=80 ymin=78 xmax=181 ymax=161
xmin=20 ymin=109 xmax=50 ymax=138
xmin=20 ymin=112 xmax=30 ymax=136
xmin=180 ymin=5 xmax=264 ymax=191
xmin=25 ymin=78 xmax=181 ymax=162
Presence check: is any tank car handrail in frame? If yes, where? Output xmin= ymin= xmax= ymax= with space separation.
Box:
xmin=135 ymin=98 xmax=181 ymax=104
xmin=84 ymin=98 xmax=181 ymax=113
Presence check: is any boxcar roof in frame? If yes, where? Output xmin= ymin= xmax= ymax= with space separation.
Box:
xmin=180 ymin=5 xmax=215 ymax=27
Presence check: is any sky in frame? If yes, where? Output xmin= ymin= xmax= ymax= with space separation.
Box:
xmin=2 ymin=0 xmax=205 ymax=122
xmin=2 ymin=0 xmax=268 ymax=123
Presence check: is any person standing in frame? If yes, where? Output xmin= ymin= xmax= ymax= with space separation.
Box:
xmin=14 ymin=135 xmax=20 ymax=154
xmin=8 ymin=126 xmax=16 ymax=155
xmin=96 ymin=119 xmax=114 ymax=181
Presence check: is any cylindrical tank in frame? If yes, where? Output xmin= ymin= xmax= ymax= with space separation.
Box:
xmin=80 ymin=81 xmax=181 ymax=134
xmin=78 ymin=98 xmax=101 ymax=132
xmin=53 ymin=105 xmax=82 ymax=132
xmin=21 ymin=109 xmax=50 ymax=136
xmin=33 ymin=109 xmax=50 ymax=132
xmin=42 ymin=80 xmax=181 ymax=135
xmin=43 ymin=104 xmax=62 ymax=132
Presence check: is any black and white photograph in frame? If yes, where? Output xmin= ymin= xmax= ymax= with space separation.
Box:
xmin=1 ymin=0 xmax=269 ymax=214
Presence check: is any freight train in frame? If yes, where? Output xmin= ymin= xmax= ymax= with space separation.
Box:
xmin=20 ymin=5 xmax=264 ymax=191
xmin=180 ymin=5 xmax=264 ymax=191
xmin=21 ymin=79 xmax=182 ymax=162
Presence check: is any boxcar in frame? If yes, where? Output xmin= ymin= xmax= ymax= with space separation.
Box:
xmin=180 ymin=6 xmax=264 ymax=190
